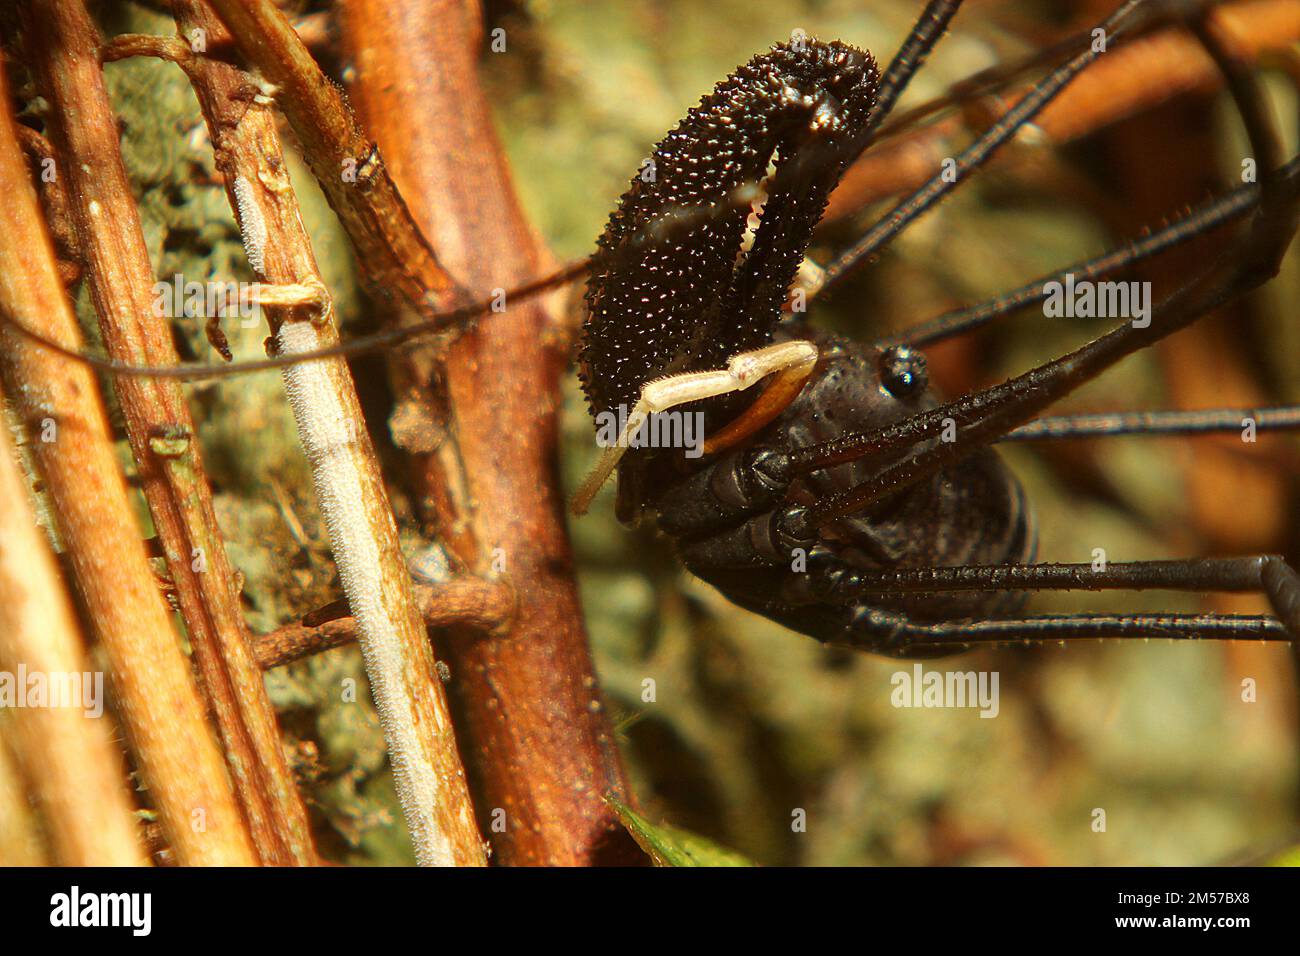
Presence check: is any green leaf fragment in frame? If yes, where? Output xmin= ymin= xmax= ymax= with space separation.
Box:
xmin=607 ymin=798 xmax=755 ymax=867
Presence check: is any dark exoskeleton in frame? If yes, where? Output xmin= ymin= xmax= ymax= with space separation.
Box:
xmin=577 ymin=10 xmax=1300 ymax=658
xmin=633 ymin=327 xmax=1036 ymax=657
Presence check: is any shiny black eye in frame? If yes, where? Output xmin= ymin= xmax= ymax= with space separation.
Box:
xmin=878 ymin=346 xmax=927 ymax=400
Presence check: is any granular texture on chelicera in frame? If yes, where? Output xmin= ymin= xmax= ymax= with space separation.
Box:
xmin=579 ymin=38 xmax=879 ymax=419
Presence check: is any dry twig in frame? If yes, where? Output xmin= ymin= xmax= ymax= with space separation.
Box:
xmin=0 ymin=383 xmax=145 ymax=866
xmin=0 ymin=733 xmax=46 ymax=865
xmin=0 ymin=31 xmax=254 ymax=864
xmin=171 ymin=0 xmax=485 ymax=867
xmin=335 ymin=0 xmax=641 ymax=865
xmin=16 ymin=0 xmax=291 ymax=865
xmin=253 ymin=577 xmax=516 ymax=670
xmin=204 ymin=0 xmax=461 ymax=316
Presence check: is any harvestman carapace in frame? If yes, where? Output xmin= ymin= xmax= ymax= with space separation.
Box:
xmin=4 ymin=0 xmax=1300 ymax=656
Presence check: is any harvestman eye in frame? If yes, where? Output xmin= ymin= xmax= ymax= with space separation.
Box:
xmin=877 ymin=346 xmax=927 ymax=401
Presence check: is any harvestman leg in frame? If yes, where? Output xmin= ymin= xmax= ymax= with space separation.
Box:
xmin=785 ymin=0 xmax=1298 ymax=524
xmin=852 ymin=0 xmax=966 ymax=149
xmin=791 ymin=193 xmax=1299 ymax=511
xmin=570 ymin=340 xmax=819 ymax=515
xmin=651 ymin=4 xmax=1300 ymax=648
xmin=883 ymin=170 xmax=1271 ymax=348
xmin=784 ymin=7 xmax=1300 ymax=647
xmin=837 ymin=609 xmax=1288 ymax=655
xmin=821 ymin=0 xmax=1148 ymax=294
xmin=658 ymin=468 xmax=1300 ymax=649
xmin=805 ymin=557 xmax=1300 ymax=649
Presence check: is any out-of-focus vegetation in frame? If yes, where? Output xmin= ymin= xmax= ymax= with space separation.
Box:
xmin=83 ymin=0 xmax=1299 ymax=864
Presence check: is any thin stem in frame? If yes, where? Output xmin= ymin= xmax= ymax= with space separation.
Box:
xmin=177 ymin=0 xmax=484 ymax=867
xmin=254 ymin=578 xmax=516 ymax=670
xmin=23 ymin=0 xmax=308 ymax=866
xmin=336 ymin=0 xmax=642 ymax=865
xmin=204 ymin=0 xmax=460 ymax=315
xmin=4 ymin=10 xmax=256 ymax=864
xmin=0 ymin=385 xmax=145 ymax=866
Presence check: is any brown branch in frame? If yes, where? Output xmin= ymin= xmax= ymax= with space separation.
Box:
xmin=0 ymin=39 xmax=254 ymax=866
xmin=99 ymin=33 xmax=192 ymax=64
xmin=335 ymin=0 xmax=641 ymax=865
xmin=16 ymin=0 xmax=301 ymax=865
xmin=254 ymin=578 xmax=516 ymax=670
xmin=203 ymin=0 xmax=461 ymax=317
xmin=825 ymin=0 xmax=1300 ymax=221
xmin=0 ymin=733 xmax=46 ymax=865
xmin=0 ymin=384 xmax=146 ymax=866
xmin=13 ymin=125 xmax=80 ymax=285
xmin=171 ymin=0 xmax=485 ymax=867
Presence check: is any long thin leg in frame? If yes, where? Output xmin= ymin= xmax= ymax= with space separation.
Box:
xmin=820 ymin=0 xmax=1145 ymax=295
xmin=852 ymin=0 xmax=966 ymax=151
xmin=793 ymin=159 xmax=1299 ymax=530
xmin=837 ymin=607 xmax=1289 ymax=656
xmin=809 ymin=557 xmax=1300 ymax=632
xmin=0 ymin=257 xmax=591 ymax=380
xmin=883 ymin=173 xmax=1265 ymax=348
xmin=1002 ymin=404 xmax=1300 ymax=440
xmin=681 ymin=517 xmax=1300 ymax=639
xmin=790 ymin=13 xmax=1300 ymax=529
xmin=872 ymin=16 xmax=1140 ymax=141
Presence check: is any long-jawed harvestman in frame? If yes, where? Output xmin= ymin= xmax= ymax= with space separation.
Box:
xmin=5 ymin=0 xmax=1300 ymax=660
xmin=569 ymin=0 xmax=1300 ymax=657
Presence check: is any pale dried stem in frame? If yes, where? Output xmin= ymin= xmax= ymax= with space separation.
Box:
xmin=173 ymin=0 xmax=484 ymax=867
xmin=204 ymin=0 xmax=462 ymax=315
xmin=17 ymin=0 xmax=266 ymax=865
xmin=0 ymin=732 xmax=46 ymax=865
xmin=0 ymin=385 xmax=146 ymax=866
xmin=336 ymin=0 xmax=640 ymax=865
xmin=0 ymin=35 xmax=254 ymax=864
